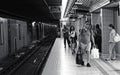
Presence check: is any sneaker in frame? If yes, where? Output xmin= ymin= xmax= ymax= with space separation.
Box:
xmin=72 ymin=51 xmax=75 ymax=55
xmin=105 ymin=59 xmax=111 ymax=61
xmin=111 ymin=58 xmax=116 ymax=60
xmin=64 ymin=46 xmax=66 ymax=48
xmin=86 ymin=63 xmax=91 ymax=67
xmin=81 ymin=61 xmax=84 ymax=66
xmin=68 ymin=45 xmax=71 ymax=48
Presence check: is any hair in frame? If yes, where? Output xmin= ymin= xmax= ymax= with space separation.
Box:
xmin=70 ymin=26 xmax=75 ymax=32
xmin=109 ymin=24 xmax=115 ymax=29
xmin=85 ymin=21 xmax=88 ymax=23
xmin=96 ymin=24 xmax=100 ymax=29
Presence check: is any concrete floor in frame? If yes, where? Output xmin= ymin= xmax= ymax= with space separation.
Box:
xmin=42 ymin=38 xmax=120 ymax=75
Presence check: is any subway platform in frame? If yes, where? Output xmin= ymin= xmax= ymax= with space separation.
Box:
xmin=42 ymin=38 xmax=120 ymax=75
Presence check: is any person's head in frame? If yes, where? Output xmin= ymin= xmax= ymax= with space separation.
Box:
xmin=64 ymin=25 xmax=67 ymax=29
xmin=81 ymin=28 xmax=87 ymax=35
xmin=84 ymin=21 xmax=91 ymax=30
xmin=108 ymin=24 xmax=115 ymax=30
xmin=79 ymin=29 xmax=81 ymax=32
xmin=70 ymin=26 xmax=75 ymax=31
xmin=96 ymin=24 xmax=100 ymax=29
xmin=64 ymin=25 xmax=66 ymax=28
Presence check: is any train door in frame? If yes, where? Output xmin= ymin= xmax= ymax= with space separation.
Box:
xmin=8 ymin=20 xmax=11 ymax=54
xmin=42 ymin=23 xmax=44 ymax=38
xmin=7 ymin=19 xmax=17 ymax=54
xmin=0 ymin=18 xmax=9 ymax=58
xmin=38 ymin=24 xmax=41 ymax=40
xmin=35 ymin=23 xmax=39 ymax=40
xmin=40 ymin=23 xmax=43 ymax=39
xmin=40 ymin=23 xmax=42 ymax=39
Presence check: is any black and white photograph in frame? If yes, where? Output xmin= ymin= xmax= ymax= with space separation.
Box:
xmin=0 ymin=0 xmax=120 ymax=75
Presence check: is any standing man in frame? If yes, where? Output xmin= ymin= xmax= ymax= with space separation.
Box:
xmin=79 ymin=21 xmax=95 ymax=67
xmin=63 ymin=25 xmax=70 ymax=48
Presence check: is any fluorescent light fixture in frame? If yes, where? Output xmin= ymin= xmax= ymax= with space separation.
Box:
xmin=75 ymin=2 xmax=83 ymax=5
xmin=32 ymin=21 xmax=35 ymax=27
xmin=0 ymin=17 xmax=5 ymax=22
xmin=61 ymin=0 xmax=68 ymax=19
xmin=72 ymin=7 xmax=78 ymax=10
xmin=78 ymin=15 xmax=83 ymax=18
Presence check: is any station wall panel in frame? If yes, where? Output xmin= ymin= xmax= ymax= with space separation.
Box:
xmin=101 ymin=8 xmax=114 ymax=55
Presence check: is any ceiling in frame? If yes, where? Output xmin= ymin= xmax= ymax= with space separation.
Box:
xmin=66 ymin=0 xmax=117 ymax=17
xmin=105 ymin=1 xmax=119 ymax=8
xmin=0 ymin=0 xmax=62 ymax=24
xmin=75 ymin=0 xmax=101 ymax=7
xmin=66 ymin=0 xmax=101 ymax=17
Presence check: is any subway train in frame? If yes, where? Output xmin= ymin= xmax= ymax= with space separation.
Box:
xmin=0 ymin=17 xmax=58 ymax=60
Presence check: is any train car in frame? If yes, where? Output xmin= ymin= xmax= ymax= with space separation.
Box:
xmin=0 ymin=17 xmax=57 ymax=60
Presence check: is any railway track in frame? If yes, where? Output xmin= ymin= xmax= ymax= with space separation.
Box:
xmin=0 ymin=35 xmax=56 ymax=75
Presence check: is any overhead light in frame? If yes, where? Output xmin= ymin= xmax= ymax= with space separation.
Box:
xmin=75 ymin=2 xmax=83 ymax=5
xmin=72 ymin=5 xmax=78 ymax=9
xmin=72 ymin=7 xmax=78 ymax=9
xmin=78 ymin=15 xmax=83 ymax=18
xmin=32 ymin=21 xmax=36 ymax=27
xmin=61 ymin=0 xmax=68 ymax=19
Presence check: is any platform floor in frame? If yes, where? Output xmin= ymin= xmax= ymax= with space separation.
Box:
xmin=41 ymin=38 xmax=120 ymax=75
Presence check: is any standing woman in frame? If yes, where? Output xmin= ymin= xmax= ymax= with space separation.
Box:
xmin=94 ymin=24 xmax=102 ymax=54
xmin=106 ymin=24 xmax=116 ymax=61
xmin=69 ymin=26 xmax=77 ymax=54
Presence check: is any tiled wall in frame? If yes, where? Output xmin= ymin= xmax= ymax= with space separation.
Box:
xmin=101 ymin=8 xmax=114 ymax=55
xmin=80 ymin=17 xmax=86 ymax=29
xmin=75 ymin=19 xmax=79 ymax=36
xmin=74 ymin=17 xmax=86 ymax=34
xmin=91 ymin=13 xmax=101 ymax=26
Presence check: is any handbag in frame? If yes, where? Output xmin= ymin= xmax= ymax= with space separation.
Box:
xmin=76 ymin=50 xmax=83 ymax=65
xmin=114 ymin=33 xmax=120 ymax=42
xmin=91 ymin=47 xmax=99 ymax=59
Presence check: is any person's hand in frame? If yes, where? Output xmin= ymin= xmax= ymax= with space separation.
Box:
xmin=93 ymin=43 xmax=96 ymax=48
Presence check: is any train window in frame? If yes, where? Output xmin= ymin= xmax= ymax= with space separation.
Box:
xmin=18 ymin=24 xmax=21 ymax=40
xmin=0 ymin=22 xmax=3 ymax=45
xmin=118 ymin=2 xmax=120 ymax=16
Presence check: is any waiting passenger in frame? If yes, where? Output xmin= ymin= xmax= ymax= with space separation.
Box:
xmin=78 ymin=21 xmax=95 ymax=67
xmin=69 ymin=26 xmax=77 ymax=54
xmin=94 ymin=24 xmax=102 ymax=54
xmin=105 ymin=24 xmax=116 ymax=61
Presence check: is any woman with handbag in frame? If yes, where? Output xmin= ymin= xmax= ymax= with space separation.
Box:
xmin=105 ymin=24 xmax=116 ymax=61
